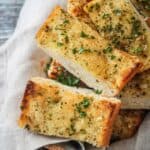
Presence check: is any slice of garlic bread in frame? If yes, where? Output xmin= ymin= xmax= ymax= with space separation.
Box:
xmin=36 ymin=6 xmax=142 ymax=97
xmin=19 ymin=77 xmax=121 ymax=147
xmin=84 ymin=0 xmax=150 ymax=72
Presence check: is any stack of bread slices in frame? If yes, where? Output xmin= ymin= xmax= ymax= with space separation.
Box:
xmin=18 ymin=0 xmax=150 ymax=148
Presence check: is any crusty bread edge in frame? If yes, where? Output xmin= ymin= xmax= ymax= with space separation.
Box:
xmin=98 ymin=99 xmax=121 ymax=146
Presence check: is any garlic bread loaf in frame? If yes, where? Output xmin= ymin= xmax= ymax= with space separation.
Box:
xmin=19 ymin=77 xmax=121 ymax=147
xmin=84 ymin=0 xmax=150 ymax=72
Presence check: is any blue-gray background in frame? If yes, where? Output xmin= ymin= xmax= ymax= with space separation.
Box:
xmin=0 ymin=0 xmax=24 ymax=45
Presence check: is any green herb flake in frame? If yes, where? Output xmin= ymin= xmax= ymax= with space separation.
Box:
xmin=78 ymin=47 xmax=91 ymax=54
xmin=94 ymin=89 xmax=103 ymax=94
xmin=57 ymin=42 xmax=63 ymax=47
xmin=82 ymin=98 xmax=90 ymax=108
xmin=57 ymin=72 xmax=80 ymax=87
xmin=63 ymin=20 xmax=69 ymax=24
xmin=75 ymin=98 xmax=91 ymax=118
xmin=132 ymin=47 xmax=143 ymax=54
xmin=79 ymin=47 xmax=85 ymax=54
xmin=65 ymin=36 xmax=69 ymax=43
xmin=80 ymin=31 xmax=89 ymax=38
xmin=110 ymin=55 xmax=116 ymax=60
xmin=72 ymin=48 xmax=77 ymax=54
xmin=80 ymin=31 xmax=95 ymax=39
xmin=131 ymin=17 xmax=142 ymax=38
xmin=79 ymin=111 xmax=87 ymax=118
xmin=88 ymin=3 xmax=100 ymax=12
xmin=101 ymin=24 xmax=113 ymax=32
xmin=102 ymin=13 xmax=110 ymax=19
xmin=113 ymin=9 xmax=122 ymax=16
xmin=103 ymin=46 xmax=113 ymax=53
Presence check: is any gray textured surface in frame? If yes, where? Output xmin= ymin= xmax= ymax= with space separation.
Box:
xmin=0 ymin=0 xmax=24 ymax=45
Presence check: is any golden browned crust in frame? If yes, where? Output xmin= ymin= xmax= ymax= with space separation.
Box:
xmin=99 ymin=101 xmax=121 ymax=145
xmin=19 ymin=77 xmax=121 ymax=147
xmin=67 ymin=0 xmax=95 ymax=28
xmin=118 ymin=59 xmax=142 ymax=93
xmin=19 ymin=81 xmax=35 ymax=128
xmin=67 ymin=0 xmax=91 ymax=17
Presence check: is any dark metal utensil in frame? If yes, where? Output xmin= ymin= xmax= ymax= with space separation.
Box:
xmin=37 ymin=140 xmax=85 ymax=150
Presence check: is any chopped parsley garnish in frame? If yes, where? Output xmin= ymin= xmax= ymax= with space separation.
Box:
xmin=57 ymin=72 xmax=80 ymax=86
xmin=111 ymin=36 xmax=120 ymax=47
xmin=131 ymin=17 xmax=142 ymax=38
xmin=78 ymin=47 xmax=89 ymax=54
xmin=82 ymin=98 xmax=90 ymax=108
xmin=72 ymin=47 xmax=91 ymax=54
xmin=114 ymin=23 xmax=124 ymax=33
xmin=80 ymin=31 xmax=95 ymax=39
xmin=80 ymin=31 xmax=89 ymax=38
xmin=94 ymin=89 xmax=103 ymax=94
xmin=110 ymin=55 xmax=116 ymax=60
xmin=103 ymin=46 xmax=113 ymax=53
xmin=88 ymin=3 xmax=100 ymax=12
xmin=102 ymin=13 xmax=110 ymax=19
xmin=65 ymin=36 xmax=69 ymax=43
xmin=101 ymin=24 xmax=113 ymax=32
xmin=63 ymin=19 xmax=69 ymax=24
xmin=57 ymin=42 xmax=64 ymax=47
xmin=72 ymin=48 xmax=77 ymax=54
xmin=75 ymin=98 xmax=91 ymax=118
xmin=132 ymin=47 xmax=143 ymax=54
xmin=113 ymin=9 xmax=122 ymax=16
xmin=79 ymin=112 xmax=87 ymax=117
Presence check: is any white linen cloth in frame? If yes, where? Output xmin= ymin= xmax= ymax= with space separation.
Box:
xmin=0 ymin=0 xmax=149 ymax=149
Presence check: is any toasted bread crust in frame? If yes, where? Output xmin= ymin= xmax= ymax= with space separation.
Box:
xmin=19 ymin=78 xmax=121 ymax=147
xmin=67 ymin=0 xmax=91 ymax=17
xmin=67 ymin=0 xmax=95 ymax=28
